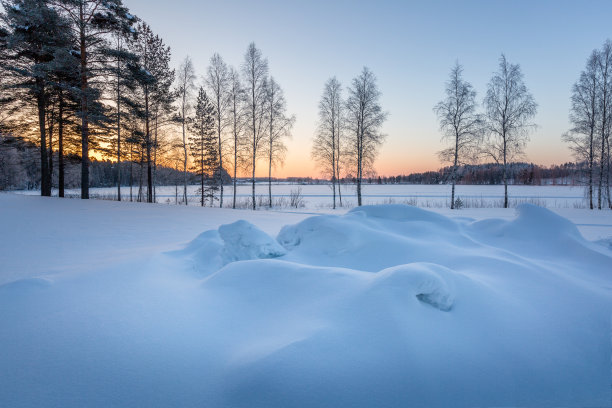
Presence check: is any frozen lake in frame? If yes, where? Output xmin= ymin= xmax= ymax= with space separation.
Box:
xmin=20 ymin=183 xmax=592 ymax=209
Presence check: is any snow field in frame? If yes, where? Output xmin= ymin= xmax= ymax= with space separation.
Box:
xmin=0 ymin=194 xmax=611 ymax=407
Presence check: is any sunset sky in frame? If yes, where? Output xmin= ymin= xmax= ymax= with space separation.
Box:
xmin=125 ymin=0 xmax=612 ymax=177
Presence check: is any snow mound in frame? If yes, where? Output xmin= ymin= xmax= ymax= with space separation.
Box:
xmin=219 ymin=220 xmax=287 ymax=262
xmin=374 ymin=263 xmax=455 ymax=311
xmin=277 ymin=205 xmax=472 ymax=272
xmin=174 ymin=220 xmax=286 ymax=275
xmin=349 ymin=203 xmax=456 ymax=226
xmin=470 ymin=203 xmax=581 ymax=240
xmin=0 ymin=277 xmax=52 ymax=294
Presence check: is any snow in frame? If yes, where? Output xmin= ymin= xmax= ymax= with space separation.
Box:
xmin=0 ymin=193 xmax=611 ymax=407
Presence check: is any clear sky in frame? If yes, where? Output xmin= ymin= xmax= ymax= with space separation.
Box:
xmin=124 ymin=0 xmax=612 ymax=177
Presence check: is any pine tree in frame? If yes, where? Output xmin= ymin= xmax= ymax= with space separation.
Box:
xmin=189 ymin=87 xmax=217 ymax=206
xmin=126 ymin=22 xmax=172 ymax=203
xmin=49 ymin=0 xmax=136 ymax=199
xmin=0 ymin=0 xmax=73 ymax=196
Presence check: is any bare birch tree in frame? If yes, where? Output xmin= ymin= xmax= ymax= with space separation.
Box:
xmin=264 ymin=77 xmax=294 ymax=207
xmin=227 ymin=66 xmax=246 ymax=209
xmin=175 ymin=56 xmax=196 ymax=205
xmin=483 ymin=54 xmax=537 ymax=208
xmin=434 ymin=62 xmax=482 ymax=209
xmin=312 ymin=76 xmax=343 ymax=209
xmin=563 ymin=51 xmax=599 ymax=209
xmin=345 ymin=67 xmax=387 ymax=206
xmin=242 ymin=42 xmax=268 ymax=210
xmin=595 ymin=41 xmax=612 ymax=209
xmin=205 ymin=53 xmax=230 ymax=208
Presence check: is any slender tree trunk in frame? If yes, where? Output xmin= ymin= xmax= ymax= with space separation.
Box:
xmin=251 ymin=89 xmax=256 ymax=210
xmin=79 ymin=5 xmax=89 ymax=200
xmin=129 ymin=148 xmax=133 ymax=201
xmin=252 ymin=148 xmax=256 ymax=210
xmin=268 ymin=148 xmax=272 ymax=208
xmin=268 ymin=112 xmax=273 ymax=208
xmin=588 ymin=128 xmax=594 ymax=209
xmin=58 ymin=93 xmax=64 ymax=198
xmin=48 ymin=106 xmax=54 ymax=194
xmin=218 ymin=102 xmax=223 ymax=208
xmin=145 ymin=88 xmax=152 ymax=203
xmin=138 ymin=150 xmax=144 ymax=202
xmin=332 ymin=128 xmax=336 ymax=210
xmin=606 ymin=133 xmax=611 ymax=208
xmin=201 ymin=131 xmax=204 ymax=207
xmin=356 ymin=122 xmax=363 ymax=207
xmin=451 ymin=130 xmax=459 ymax=209
xmin=153 ymin=113 xmax=158 ymax=203
xmin=233 ymin=118 xmax=237 ymax=209
xmin=598 ymin=129 xmax=605 ymax=210
xmin=503 ymin=135 xmax=508 ymax=208
xmin=337 ymin=137 xmax=342 ymax=207
xmin=182 ymin=94 xmax=188 ymax=205
xmin=116 ymin=37 xmax=122 ymax=202
xmin=36 ymin=79 xmax=49 ymax=197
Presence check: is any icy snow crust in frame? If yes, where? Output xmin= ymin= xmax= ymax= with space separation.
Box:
xmin=1 ymin=203 xmax=612 ymax=407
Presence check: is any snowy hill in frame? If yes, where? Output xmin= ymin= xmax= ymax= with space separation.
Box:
xmin=0 ymin=194 xmax=611 ymax=407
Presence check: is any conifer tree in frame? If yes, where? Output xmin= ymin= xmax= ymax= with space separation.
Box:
xmin=0 ymin=0 xmax=73 ymax=196
xmin=48 ymin=0 xmax=136 ymax=199
xmin=189 ymin=87 xmax=216 ymax=206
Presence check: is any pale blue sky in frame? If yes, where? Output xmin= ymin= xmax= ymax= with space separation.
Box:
xmin=125 ymin=0 xmax=612 ymax=176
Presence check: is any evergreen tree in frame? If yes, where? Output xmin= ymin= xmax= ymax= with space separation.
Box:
xmin=126 ymin=22 xmax=172 ymax=203
xmin=0 ymin=0 xmax=73 ymax=196
xmin=48 ymin=0 xmax=136 ymax=199
xmin=189 ymin=87 xmax=217 ymax=206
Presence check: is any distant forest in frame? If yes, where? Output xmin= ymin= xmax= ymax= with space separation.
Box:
xmin=0 ymin=134 xmax=582 ymax=191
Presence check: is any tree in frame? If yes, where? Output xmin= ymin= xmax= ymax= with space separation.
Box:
xmin=595 ymin=41 xmax=612 ymax=210
xmin=264 ymin=77 xmax=294 ymax=207
xmin=127 ymin=22 xmax=172 ymax=203
xmin=227 ymin=66 xmax=246 ymax=209
xmin=49 ymin=0 xmax=136 ymax=199
xmin=189 ymin=87 xmax=216 ymax=206
xmin=149 ymin=43 xmax=174 ymax=203
xmin=175 ymin=55 xmax=196 ymax=205
xmin=205 ymin=53 xmax=230 ymax=208
xmin=312 ymin=76 xmax=343 ymax=209
xmin=345 ymin=67 xmax=387 ymax=206
xmin=242 ymin=42 xmax=268 ymax=210
xmin=0 ymin=0 xmax=73 ymax=196
xmin=483 ymin=54 xmax=537 ymax=208
xmin=434 ymin=62 xmax=482 ymax=209
xmin=106 ymin=29 xmax=137 ymax=201
xmin=47 ymin=47 xmax=80 ymax=197
xmin=563 ymin=51 xmax=599 ymax=209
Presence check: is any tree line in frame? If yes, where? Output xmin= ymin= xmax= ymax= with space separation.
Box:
xmin=0 ymin=134 xmax=583 ymax=191
xmin=0 ymin=0 xmax=294 ymax=209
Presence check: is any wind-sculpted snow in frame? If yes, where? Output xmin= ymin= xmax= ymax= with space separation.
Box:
xmin=1 ymin=203 xmax=611 ymax=408
xmin=171 ymin=219 xmax=287 ymax=275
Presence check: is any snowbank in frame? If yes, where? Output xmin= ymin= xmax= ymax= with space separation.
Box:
xmin=0 ymin=198 xmax=611 ymax=407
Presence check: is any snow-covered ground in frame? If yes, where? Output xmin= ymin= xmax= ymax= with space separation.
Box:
xmin=17 ymin=183 xmax=591 ymax=208
xmin=1 ymin=193 xmax=611 ymax=407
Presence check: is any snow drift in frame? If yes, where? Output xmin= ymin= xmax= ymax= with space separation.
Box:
xmin=0 ymin=203 xmax=611 ymax=408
